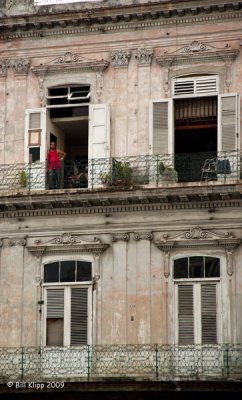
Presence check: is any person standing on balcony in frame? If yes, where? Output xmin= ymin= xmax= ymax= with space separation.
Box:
xmin=47 ymin=142 xmax=66 ymax=189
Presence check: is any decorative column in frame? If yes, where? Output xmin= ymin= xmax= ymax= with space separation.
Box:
xmin=111 ymin=50 xmax=132 ymax=156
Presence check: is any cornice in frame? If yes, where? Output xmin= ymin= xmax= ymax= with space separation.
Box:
xmin=27 ymin=233 xmax=109 ymax=257
xmin=31 ymin=52 xmax=110 ymax=76
xmin=0 ymin=184 xmax=241 ymax=218
xmin=156 ymin=41 xmax=239 ymax=67
xmin=1 ymin=8 xmax=242 ymax=40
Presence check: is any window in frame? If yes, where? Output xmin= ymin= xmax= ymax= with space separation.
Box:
xmin=174 ymin=256 xmax=220 ymax=345
xmin=43 ymin=260 xmax=92 ymax=346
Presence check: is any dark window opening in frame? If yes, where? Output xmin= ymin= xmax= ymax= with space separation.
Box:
xmin=174 ymin=96 xmax=217 ymax=182
xmin=174 ymin=256 xmax=220 ymax=279
xmin=44 ymin=261 xmax=92 ymax=283
xmin=29 ymin=147 xmax=40 ymax=163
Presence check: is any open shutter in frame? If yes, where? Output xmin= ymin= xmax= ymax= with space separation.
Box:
xmin=71 ymin=287 xmax=88 ymax=346
xmin=178 ymin=285 xmax=194 ymax=345
xmin=88 ymin=104 xmax=110 ymax=159
xmin=46 ymin=288 xmax=64 ymax=346
xmin=24 ymin=108 xmax=46 ymax=163
xmin=218 ymin=93 xmax=239 ymax=152
xmin=149 ymin=100 xmax=172 ymax=155
xmin=201 ymin=284 xmax=217 ymax=344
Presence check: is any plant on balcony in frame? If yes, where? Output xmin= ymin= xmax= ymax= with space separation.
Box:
xmin=19 ymin=170 xmax=28 ymax=187
xmin=112 ymin=161 xmax=133 ymax=186
xmin=159 ymin=161 xmax=178 ymax=183
xmin=99 ymin=171 xmax=112 ymax=185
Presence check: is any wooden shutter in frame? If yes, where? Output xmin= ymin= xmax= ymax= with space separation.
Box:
xmin=201 ymin=284 xmax=217 ymax=344
xmin=24 ymin=108 xmax=46 ymax=163
xmin=71 ymin=287 xmax=88 ymax=346
xmin=88 ymin=104 xmax=110 ymax=159
xmin=150 ymin=100 xmax=172 ymax=155
xmin=178 ymin=285 xmax=194 ymax=345
xmin=218 ymin=93 xmax=239 ymax=151
xmin=46 ymin=288 xmax=64 ymax=346
xmin=47 ymin=288 xmax=64 ymax=318
xmin=173 ymin=76 xmax=218 ymax=97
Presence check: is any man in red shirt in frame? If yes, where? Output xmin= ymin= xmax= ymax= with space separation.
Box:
xmin=47 ymin=142 xmax=66 ymax=189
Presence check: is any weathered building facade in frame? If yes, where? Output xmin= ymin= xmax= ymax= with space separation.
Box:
xmin=0 ymin=0 xmax=242 ymax=395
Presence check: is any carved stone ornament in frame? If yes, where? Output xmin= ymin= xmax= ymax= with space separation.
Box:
xmin=0 ymin=59 xmax=9 ymax=77
xmin=112 ymin=233 xmax=130 ymax=242
xmin=135 ymin=48 xmax=153 ymax=66
xmin=31 ymin=52 xmax=109 ymax=76
xmin=156 ymin=41 xmax=239 ymax=66
xmin=11 ymin=59 xmax=30 ymax=75
xmin=111 ymin=50 xmax=132 ymax=68
xmin=27 ymin=233 xmax=109 ymax=257
xmin=154 ymin=227 xmax=241 ymax=253
xmin=133 ymin=232 xmax=153 ymax=241
xmin=8 ymin=238 xmax=27 ymax=247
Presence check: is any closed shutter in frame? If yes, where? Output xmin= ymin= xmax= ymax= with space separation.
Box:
xmin=201 ymin=284 xmax=217 ymax=344
xmin=219 ymin=93 xmax=239 ymax=151
xmin=71 ymin=287 xmax=88 ymax=346
xmin=24 ymin=108 xmax=46 ymax=163
xmin=178 ymin=285 xmax=194 ymax=345
xmin=46 ymin=288 xmax=64 ymax=346
xmin=150 ymin=100 xmax=172 ymax=155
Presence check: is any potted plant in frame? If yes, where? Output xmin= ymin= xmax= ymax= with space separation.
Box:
xmin=19 ymin=170 xmax=28 ymax=187
xmin=159 ymin=161 xmax=178 ymax=183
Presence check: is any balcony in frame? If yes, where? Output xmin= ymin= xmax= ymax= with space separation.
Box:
xmin=0 ymin=344 xmax=242 ymax=382
xmin=0 ymin=151 xmax=240 ymax=196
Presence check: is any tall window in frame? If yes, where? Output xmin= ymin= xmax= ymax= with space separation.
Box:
xmin=174 ymin=256 xmax=220 ymax=345
xmin=43 ymin=260 xmax=92 ymax=346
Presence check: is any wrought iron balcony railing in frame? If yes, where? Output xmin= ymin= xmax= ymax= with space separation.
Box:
xmin=0 ymin=344 xmax=242 ymax=382
xmin=0 ymin=151 xmax=240 ymax=194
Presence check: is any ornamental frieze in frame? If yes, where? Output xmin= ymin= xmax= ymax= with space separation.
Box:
xmin=111 ymin=50 xmax=132 ymax=68
xmin=31 ymin=52 xmax=109 ymax=75
xmin=0 ymin=60 xmax=9 ymax=77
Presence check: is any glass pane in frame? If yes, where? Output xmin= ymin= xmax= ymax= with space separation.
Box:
xmin=44 ymin=262 xmax=59 ymax=283
xmin=60 ymin=261 xmax=75 ymax=282
xmin=29 ymin=147 xmax=40 ymax=163
xmin=77 ymin=261 xmax=92 ymax=281
xmin=174 ymin=258 xmax=188 ymax=279
xmin=189 ymin=256 xmax=204 ymax=278
xmin=205 ymin=257 xmax=220 ymax=277
xmin=46 ymin=318 xmax=63 ymax=346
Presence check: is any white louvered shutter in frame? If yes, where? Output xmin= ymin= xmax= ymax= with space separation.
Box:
xmin=218 ymin=93 xmax=239 ymax=151
xmin=201 ymin=284 xmax=217 ymax=344
xmin=24 ymin=108 xmax=46 ymax=163
xmin=150 ymin=100 xmax=172 ymax=155
xmin=71 ymin=287 xmax=88 ymax=346
xmin=178 ymin=285 xmax=194 ymax=345
xmin=46 ymin=288 xmax=64 ymax=346
xmin=88 ymin=104 xmax=110 ymax=159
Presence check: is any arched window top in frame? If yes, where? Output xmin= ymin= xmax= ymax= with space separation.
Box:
xmin=44 ymin=260 xmax=92 ymax=283
xmin=173 ymin=256 xmax=220 ymax=279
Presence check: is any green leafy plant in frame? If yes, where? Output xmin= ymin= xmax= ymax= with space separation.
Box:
xmin=159 ymin=162 xmax=178 ymax=183
xmin=19 ymin=170 xmax=28 ymax=187
xmin=112 ymin=161 xmax=133 ymax=185
xmin=99 ymin=171 xmax=112 ymax=185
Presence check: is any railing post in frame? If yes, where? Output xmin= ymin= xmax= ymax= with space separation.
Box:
xmin=20 ymin=347 xmax=24 ymax=380
xmin=156 ymin=155 xmax=159 ymax=186
xmin=223 ymin=343 xmax=230 ymax=379
xmin=87 ymin=344 xmax=90 ymax=381
xmin=91 ymin=158 xmax=94 ymax=189
xmin=155 ymin=344 xmax=159 ymax=379
xmin=27 ymin=163 xmax=31 ymax=193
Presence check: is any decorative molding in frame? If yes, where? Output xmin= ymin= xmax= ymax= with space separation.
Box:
xmin=34 ymin=232 xmax=102 ymax=246
xmin=96 ymin=71 xmax=103 ymax=103
xmin=161 ymin=227 xmax=234 ymax=241
xmin=135 ymin=48 xmax=153 ymax=66
xmin=31 ymin=52 xmax=109 ymax=76
xmin=27 ymin=234 xmax=109 ymax=257
xmin=156 ymin=41 xmax=239 ymax=66
xmin=0 ymin=239 xmax=3 ymax=247
xmin=112 ymin=233 xmax=130 ymax=242
xmin=0 ymin=60 xmax=9 ymax=77
xmin=11 ymin=59 xmax=30 ymax=75
xmin=226 ymin=250 xmax=233 ymax=276
xmin=133 ymin=232 xmax=153 ymax=241
xmin=8 ymin=238 xmax=27 ymax=247
xmin=111 ymin=50 xmax=132 ymax=68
